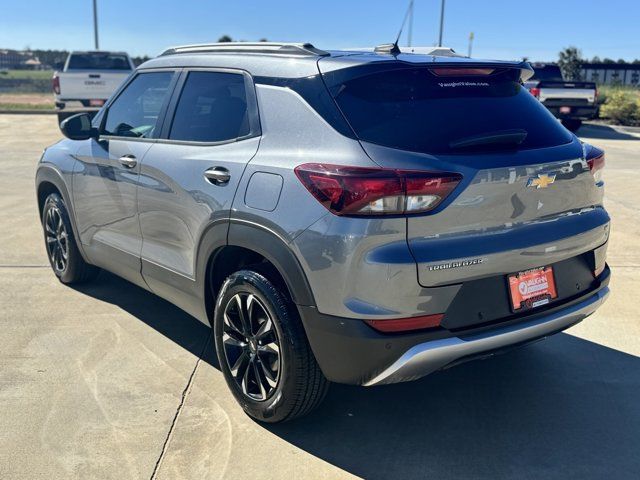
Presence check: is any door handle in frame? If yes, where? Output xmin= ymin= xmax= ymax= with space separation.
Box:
xmin=118 ymin=155 xmax=137 ymax=169
xmin=204 ymin=167 xmax=231 ymax=185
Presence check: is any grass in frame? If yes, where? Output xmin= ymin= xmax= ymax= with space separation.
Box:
xmin=0 ymin=102 xmax=55 ymax=111
xmin=0 ymin=69 xmax=54 ymax=80
xmin=0 ymin=69 xmax=54 ymax=93
xmin=0 ymin=93 xmax=54 ymax=111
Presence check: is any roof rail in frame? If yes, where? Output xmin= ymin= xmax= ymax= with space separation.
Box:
xmin=160 ymin=42 xmax=329 ymax=57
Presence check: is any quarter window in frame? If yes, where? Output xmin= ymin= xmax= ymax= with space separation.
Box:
xmin=169 ymin=71 xmax=250 ymax=143
xmin=103 ymin=72 xmax=174 ymax=138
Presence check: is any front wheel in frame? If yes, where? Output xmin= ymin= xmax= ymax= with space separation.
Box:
xmin=213 ymin=269 xmax=328 ymax=423
xmin=42 ymin=193 xmax=99 ymax=284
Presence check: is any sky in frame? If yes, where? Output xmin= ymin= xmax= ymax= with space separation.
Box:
xmin=1 ymin=0 xmax=639 ymax=62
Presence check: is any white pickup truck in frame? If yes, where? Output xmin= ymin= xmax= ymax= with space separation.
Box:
xmin=52 ymin=51 xmax=133 ymax=110
xmin=524 ymin=63 xmax=598 ymax=132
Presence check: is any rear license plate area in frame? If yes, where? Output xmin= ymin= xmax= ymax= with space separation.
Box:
xmin=508 ymin=266 xmax=558 ymax=312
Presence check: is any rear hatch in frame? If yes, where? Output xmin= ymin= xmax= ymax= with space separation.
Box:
xmin=60 ymin=52 xmax=132 ymax=101
xmin=319 ymin=57 xmax=609 ymax=323
xmin=59 ymin=72 xmax=130 ymax=101
xmin=537 ymin=81 xmax=597 ymax=104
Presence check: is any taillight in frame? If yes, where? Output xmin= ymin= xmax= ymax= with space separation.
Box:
xmin=52 ymin=74 xmax=60 ymax=95
xmin=586 ymin=146 xmax=605 ymax=184
xmin=529 ymin=87 xmax=540 ymax=99
xmin=364 ymin=313 xmax=443 ymax=333
xmin=294 ymin=163 xmax=462 ymax=216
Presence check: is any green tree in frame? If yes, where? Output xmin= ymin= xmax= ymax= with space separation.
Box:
xmin=591 ymin=55 xmax=601 ymax=63
xmin=617 ymin=58 xmax=627 ymax=64
xmin=132 ymin=55 xmax=150 ymax=67
xmin=30 ymin=49 xmax=69 ymax=70
xmin=218 ymin=35 xmax=233 ymax=43
xmin=558 ymin=46 xmax=583 ymax=80
xmin=602 ymin=57 xmax=615 ymax=63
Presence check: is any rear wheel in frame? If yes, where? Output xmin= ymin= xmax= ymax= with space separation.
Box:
xmin=561 ymin=119 xmax=582 ymax=132
xmin=42 ymin=193 xmax=99 ymax=284
xmin=213 ymin=269 xmax=328 ymax=423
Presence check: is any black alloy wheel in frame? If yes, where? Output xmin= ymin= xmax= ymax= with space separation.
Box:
xmin=221 ymin=292 xmax=281 ymax=401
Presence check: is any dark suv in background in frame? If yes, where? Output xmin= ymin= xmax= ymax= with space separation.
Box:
xmin=36 ymin=43 xmax=610 ymax=422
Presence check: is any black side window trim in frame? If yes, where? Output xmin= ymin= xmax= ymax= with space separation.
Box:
xmin=157 ymin=67 xmax=261 ymax=146
xmin=253 ymin=75 xmax=357 ymax=139
xmin=97 ymin=68 xmax=181 ymax=141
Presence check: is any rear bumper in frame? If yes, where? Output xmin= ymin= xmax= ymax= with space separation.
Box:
xmin=364 ymin=285 xmax=609 ymax=386
xmin=300 ymin=267 xmax=610 ymax=386
xmin=55 ymin=98 xmax=106 ymax=106
xmin=545 ymin=104 xmax=598 ymax=120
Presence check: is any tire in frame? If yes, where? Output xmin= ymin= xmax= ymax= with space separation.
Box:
xmin=213 ymin=269 xmax=329 ymax=423
xmin=42 ymin=192 xmax=99 ymax=284
xmin=561 ymin=119 xmax=582 ymax=132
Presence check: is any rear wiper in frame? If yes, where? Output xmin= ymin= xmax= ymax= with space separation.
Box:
xmin=449 ymin=129 xmax=528 ymax=150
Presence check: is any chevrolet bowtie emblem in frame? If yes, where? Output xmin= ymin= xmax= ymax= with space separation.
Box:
xmin=527 ymin=174 xmax=556 ymax=189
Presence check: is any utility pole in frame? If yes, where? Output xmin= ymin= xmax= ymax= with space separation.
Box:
xmin=93 ymin=0 xmax=99 ymax=50
xmin=407 ymin=0 xmax=414 ymax=47
xmin=437 ymin=0 xmax=445 ymax=46
xmin=468 ymin=32 xmax=474 ymax=57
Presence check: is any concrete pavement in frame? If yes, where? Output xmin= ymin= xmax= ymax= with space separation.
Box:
xmin=0 ymin=116 xmax=638 ymax=479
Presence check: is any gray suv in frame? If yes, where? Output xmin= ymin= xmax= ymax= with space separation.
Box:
xmin=36 ymin=42 xmax=610 ymax=422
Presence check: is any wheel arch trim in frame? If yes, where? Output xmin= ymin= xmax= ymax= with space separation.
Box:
xmin=228 ymin=219 xmax=315 ymax=306
xmin=35 ymin=165 xmax=89 ymax=262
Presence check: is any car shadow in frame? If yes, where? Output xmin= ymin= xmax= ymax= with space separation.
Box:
xmin=72 ymin=271 xmax=218 ymax=368
xmin=579 ymin=123 xmax=639 ymax=141
xmin=268 ymin=335 xmax=640 ymax=479
xmin=73 ymin=272 xmax=640 ymax=479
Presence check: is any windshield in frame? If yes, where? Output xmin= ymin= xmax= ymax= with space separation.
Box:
xmin=67 ymin=53 xmax=131 ymax=71
xmin=325 ymin=66 xmax=572 ymax=155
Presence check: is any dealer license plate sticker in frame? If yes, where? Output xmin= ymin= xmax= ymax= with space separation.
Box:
xmin=508 ymin=266 xmax=558 ymax=311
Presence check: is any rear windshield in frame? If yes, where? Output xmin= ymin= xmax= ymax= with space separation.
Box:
xmin=325 ymin=66 xmax=572 ymax=155
xmin=532 ymin=65 xmax=563 ymax=81
xmin=67 ymin=53 xmax=131 ymax=71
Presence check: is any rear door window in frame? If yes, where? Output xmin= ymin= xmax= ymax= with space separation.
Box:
xmin=103 ymin=71 xmax=174 ymax=138
xmin=326 ymin=66 xmax=572 ymax=155
xmin=169 ymin=71 xmax=251 ymax=143
xmin=67 ymin=53 xmax=131 ymax=70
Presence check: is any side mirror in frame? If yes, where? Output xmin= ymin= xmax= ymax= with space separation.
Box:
xmin=60 ymin=113 xmax=98 ymax=140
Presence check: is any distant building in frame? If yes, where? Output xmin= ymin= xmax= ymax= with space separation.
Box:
xmin=581 ymin=63 xmax=640 ymax=86
xmin=0 ymin=49 xmax=43 ymax=70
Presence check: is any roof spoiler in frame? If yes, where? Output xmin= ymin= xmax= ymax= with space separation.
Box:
xmin=430 ymin=61 xmax=535 ymax=82
xmin=385 ymin=60 xmax=535 ymax=82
